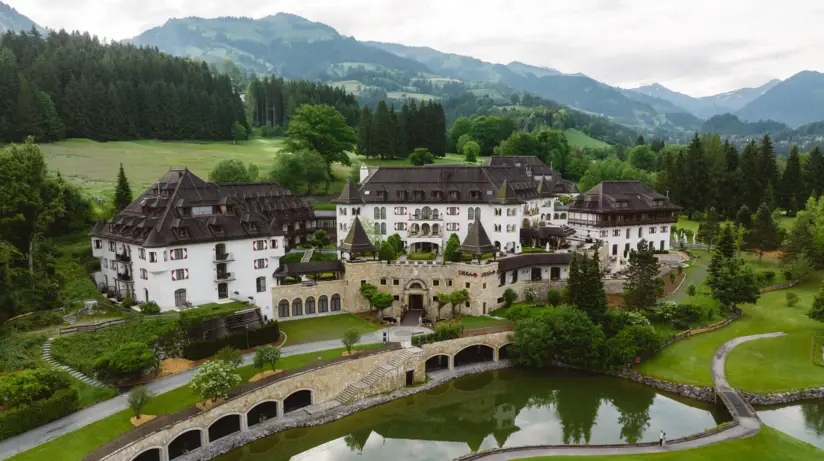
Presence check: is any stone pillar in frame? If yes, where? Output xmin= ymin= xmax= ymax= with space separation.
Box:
xmin=161 ymin=448 xmax=170 ymax=461
xmin=493 ymin=347 xmax=499 ymax=362
xmin=448 ymin=355 xmax=454 ymax=370
xmin=240 ymin=413 xmax=249 ymax=432
xmin=201 ymin=429 xmax=210 ymax=448
xmin=277 ymin=400 xmax=284 ymax=418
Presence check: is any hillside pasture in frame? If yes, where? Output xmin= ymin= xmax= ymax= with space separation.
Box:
xmin=565 ymin=128 xmax=610 ymax=149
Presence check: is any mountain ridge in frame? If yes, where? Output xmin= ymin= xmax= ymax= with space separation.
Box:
xmin=0 ymin=1 xmax=46 ymax=34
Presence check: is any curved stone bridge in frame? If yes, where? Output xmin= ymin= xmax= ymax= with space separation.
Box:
xmin=452 ymin=333 xmax=784 ymax=460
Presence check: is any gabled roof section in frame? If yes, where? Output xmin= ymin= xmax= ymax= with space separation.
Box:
xmin=339 ymin=216 xmax=375 ymax=254
xmin=569 ymin=181 xmax=680 ymax=214
xmin=332 ymin=178 xmax=364 ymax=204
xmin=91 ymin=168 xmax=313 ymax=247
xmin=460 ymin=216 xmax=497 ymax=255
xmin=495 ymin=179 xmax=520 ymax=203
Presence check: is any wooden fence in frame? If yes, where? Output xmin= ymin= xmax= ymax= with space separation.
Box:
xmin=760 ymin=280 xmax=800 ymax=293
xmin=645 ymin=308 xmax=743 ymax=359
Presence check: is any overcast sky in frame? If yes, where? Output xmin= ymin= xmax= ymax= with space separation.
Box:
xmin=11 ymin=0 xmax=824 ymax=96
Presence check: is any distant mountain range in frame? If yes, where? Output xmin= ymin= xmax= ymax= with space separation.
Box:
xmin=0 ymin=2 xmax=45 ymax=34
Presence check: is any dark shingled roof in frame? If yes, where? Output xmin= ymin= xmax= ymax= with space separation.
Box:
xmin=487 ymin=156 xmax=555 ymax=176
xmin=91 ymin=168 xmax=313 ymax=248
xmin=569 ymin=181 xmax=680 ymax=214
xmin=460 ymin=217 xmax=497 ymax=255
xmin=520 ymin=226 xmax=577 ymax=240
xmin=273 ymin=260 xmax=345 ymax=278
xmin=342 ymin=165 xmax=544 ymax=204
xmin=339 ymin=216 xmax=376 ymax=254
xmin=497 ymin=253 xmax=574 ymax=272
xmin=332 ymin=179 xmax=365 ymax=204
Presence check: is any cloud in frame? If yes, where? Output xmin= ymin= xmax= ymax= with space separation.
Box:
xmin=11 ymin=0 xmax=824 ymax=96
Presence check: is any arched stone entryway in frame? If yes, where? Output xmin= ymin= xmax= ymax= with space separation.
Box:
xmin=208 ymin=414 xmax=241 ymax=443
xmin=283 ymin=389 xmax=313 ymax=414
xmin=454 ymin=344 xmax=495 ymax=367
xmin=425 ymin=354 xmax=450 ymax=372
xmin=499 ymin=343 xmax=518 ymax=360
xmin=247 ymin=401 xmax=278 ymax=428
xmin=131 ymin=448 xmax=162 ymax=461
xmin=168 ymin=429 xmax=203 ymax=460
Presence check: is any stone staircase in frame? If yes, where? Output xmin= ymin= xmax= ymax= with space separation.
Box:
xmin=301 ymin=249 xmax=314 ymax=263
xmin=41 ymin=338 xmax=105 ymax=387
xmin=334 ymin=348 xmax=418 ymax=404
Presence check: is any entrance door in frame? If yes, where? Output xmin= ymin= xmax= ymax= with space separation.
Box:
xmin=409 ymin=294 xmax=423 ymax=311
xmin=406 ymin=370 xmax=414 ymax=386
xmin=550 ymin=267 xmax=561 ymax=281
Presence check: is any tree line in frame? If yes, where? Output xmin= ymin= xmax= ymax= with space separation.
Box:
xmin=0 ymin=29 xmax=246 ymax=143
xmin=244 ymin=75 xmax=360 ymax=130
xmin=357 ymin=99 xmax=447 ymax=159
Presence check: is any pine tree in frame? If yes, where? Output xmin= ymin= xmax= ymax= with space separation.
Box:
xmin=568 ymin=252 xmax=607 ymax=320
xmin=114 ymin=163 xmax=133 ymax=211
xmin=0 ymin=48 xmax=19 ymax=142
xmin=357 ymin=106 xmax=372 ymax=157
xmin=779 ymin=145 xmax=803 ymax=216
xmin=740 ymin=141 xmax=762 ymax=211
xmin=759 ymin=134 xmax=778 ymax=194
xmin=750 ymin=203 xmax=780 ymax=262
xmin=719 ymin=142 xmax=741 ymax=218
xmin=623 ymin=240 xmax=660 ymax=310
xmin=682 ymin=134 xmax=710 ymax=218
xmin=709 ymin=225 xmax=736 ymax=281
xmin=805 ymin=147 xmax=824 ymax=198
xmin=371 ymin=100 xmax=392 ymax=159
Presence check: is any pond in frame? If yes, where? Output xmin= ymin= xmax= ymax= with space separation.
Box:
xmin=214 ymin=368 xmax=731 ymax=461
xmin=758 ymin=399 xmax=824 ymax=449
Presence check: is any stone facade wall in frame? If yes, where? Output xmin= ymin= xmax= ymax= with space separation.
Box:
xmin=741 ymin=387 xmax=824 ymax=406
xmin=106 ymin=348 xmax=412 ymax=461
xmin=421 ymin=332 xmax=513 ymax=361
xmin=270 ymin=280 xmax=346 ymax=321
xmin=603 ymin=278 xmax=626 ymax=294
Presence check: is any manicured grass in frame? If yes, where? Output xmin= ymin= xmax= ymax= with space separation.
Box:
xmin=457 ymin=316 xmax=512 ymax=330
xmin=564 ymin=128 xmax=610 ymax=149
xmin=676 ymin=215 xmax=798 ymax=237
xmin=311 ymin=202 xmax=336 ymax=211
xmin=310 ymin=252 xmax=339 ymax=262
xmin=351 ymin=151 xmax=480 ymax=168
xmin=180 ymin=301 xmax=251 ymax=321
xmin=638 ymin=267 xmax=824 ymax=393
xmin=407 ymin=252 xmax=436 ymax=260
xmin=69 ymin=376 xmax=119 ymax=408
xmin=8 ymin=344 xmax=383 ymax=461
xmin=280 ymin=252 xmax=305 ymax=264
xmin=41 ymin=138 xmax=286 ymax=198
xmin=519 ymin=426 xmax=822 ymax=461
xmin=278 ymin=313 xmax=379 ymax=346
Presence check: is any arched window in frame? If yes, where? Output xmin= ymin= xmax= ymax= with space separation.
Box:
xmin=474 ymin=207 xmax=480 ymax=219
xmin=381 ymin=222 xmax=386 ymax=235
xmin=278 ymin=299 xmax=289 ymax=318
xmin=305 ymin=297 xmax=316 ymax=314
xmin=175 ymin=289 xmax=187 ymax=306
xmin=554 ymin=213 xmax=560 ymax=220
xmin=432 ymin=209 xmax=439 ymax=219
xmin=374 ymin=208 xmax=380 ymax=219
xmin=468 ymin=207 xmax=475 ymax=221
xmin=374 ymin=223 xmax=380 ymax=235
xmin=432 ymin=223 xmax=440 ymax=235
xmin=411 ymin=223 xmax=420 ymax=234
xmin=560 ymin=213 xmax=567 ymax=219
xmin=422 ymin=206 xmax=431 ymax=219
xmin=292 ymin=298 xmax=303 ymax=316
xmin=331 ymin=294 xmax=341 ymax=312
xmin=256 ymin=277 xmax=266 ymax=293
xmin=318 ymin=295 xmax=328 ymax=313
xmin=380 ymin=207 xmax=386 ymax=219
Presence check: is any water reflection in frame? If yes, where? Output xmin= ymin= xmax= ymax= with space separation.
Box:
xmin=758 ymin=399 xmax=824 ymax=449
xmin=216 ymin=368 xmax=729 ymax=461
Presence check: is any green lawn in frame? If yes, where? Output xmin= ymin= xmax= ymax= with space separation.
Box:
xmin=458 ymin=316 xmax=512 ymax=330
xmin=520 ymin=426 xmax=821 ymax=461
xmin=278 ymin=313 xmax=379 ymax=346
xmin=8 ymin=344 xmax=383 ymax=461
xmin=41 ymin=138 xmax=287 ymax=198
xmin=69 ymin=376 xmax=119 ymax=408
xmin=638 ymin=268 xmax=824 ymax=393
xmin=350 ymin=151 xmax=480 ymax=168
xmin=564 ymin=128 xmax=610 ymax=149
xmin=676 ymin=215 xmax=798 ymax=236
xmin=180 ymin=301 xmax=251 ymax=321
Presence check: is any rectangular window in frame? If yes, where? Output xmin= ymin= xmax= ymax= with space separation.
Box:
xmin=446 ymin=207 xmax=459 ymax=216
xmin=254 ymin=239 xmax=266 ymax=251
xmin=108 ymin=241 xmax=116 ymax=251
xmin=393 ymin=279 xmax=399 ymax=285
xmin=138 ymin=248 xmax=146 ymax=260
xmin=103 ymin=259 xmax=108 ymax=269
xmin=649 ymin=227 xmax=656 ymax=234
xmin=465 ymin=282 xmax=471 ymax=289
xmin=600 ymin=230 xmax=608 ymax=238
xmin=447 ymin=279 xmax=453 ymax=287
xmin=149 ymin=252 xmax=157 ymax=263
xmin=271 ymin=239 xmax=279 ymax=249
xmin=174 ymin=269 xmax=186 ymax=280
xmin=433 ymin=279 xmax=439 ymax=287
xmin=394 ymin=207 xmax=407 ymax=215
xmin=254 ymin=258 xmax=266 ymax=269
xmin=638 ymin=228 xmax=643 ymax=238
xmin=340 ymin=208 xmax=347 ymax=215
xmin=613 ymin=229 xmax=621 ymax=237
xmin=661 ymin=226 xmax=668 ymax=233
xmin=94 ymin=240 xmax=103 ymax=249
xmin=256 ymin=277 xmax=266 ymax=293
xmin=140 ymin=268 xmax=148 ymax=280
xmin=394 ymin=295 xmax=400 ymax=301
xmin=381 ymin=278 xmax=387 ymax=285
xmin=191 ymin=206 xmax=216 ymax=216
xmin=172 ymin=248 xmax=185 ymax=260
xmin=626 ymin=228 xmax=630 ymax=239
xmin=447 ymin=223 xmax=460 ymax=232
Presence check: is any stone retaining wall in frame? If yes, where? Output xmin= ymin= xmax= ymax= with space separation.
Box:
xmin=741 ymin=387 xmax=824 ymax=406
xmin=613 ymin=369 xmax=716 ymax=402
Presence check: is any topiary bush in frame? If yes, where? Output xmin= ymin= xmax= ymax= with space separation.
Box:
xmin=546 ymin=289 xmax=562 ymax=307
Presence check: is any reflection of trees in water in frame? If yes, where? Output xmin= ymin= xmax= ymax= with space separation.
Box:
xmin=554 ymin=385 xmax=601 ymax=444
xmin=803 ymin=402 xmax=824 ymax=434
xmin=344 ymin=430 xmax=371 ymax=453
xmin=603 ymin=383 xmax=655 ymax=444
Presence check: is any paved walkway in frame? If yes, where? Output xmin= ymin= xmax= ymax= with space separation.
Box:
xmin=454 ymin=333 xmax=780 ymax=460
xmin=0 ymin=326 xmax=431 ymax=460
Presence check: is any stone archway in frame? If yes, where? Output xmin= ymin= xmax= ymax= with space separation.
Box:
xmin=425 ymin=354 xmax=450 ymax=372
xmin=131 ymin=448 xmax=162 ymax=461
xmin=283 ymin=389 xmax=313 ymax=414
xmin=247 ymin=401 xmax=279 ymax=428
xmin=454 ymin=344 xmax=495 ymax=367
xmin=168 ymin=429 xmax=203 ymax=460
xmin=208 ymin=414 xmax=241 ymax=443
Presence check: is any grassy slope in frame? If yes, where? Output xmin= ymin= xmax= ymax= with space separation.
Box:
xmin=637 ymin=252 xmax=824 ymax=393
xmin=564 ymin=128 xmax=609 ymax=149
xmin=9 ymin=344 xmax=382 ymax=461
xmin=520 ymin=426 xmax=822 ymax=461
xmin=41 ymin=138 xmax=286 ymax=198
xmin=278 ymin=313 xmax=379 ymax=345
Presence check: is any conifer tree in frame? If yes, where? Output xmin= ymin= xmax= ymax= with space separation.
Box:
xmin=623 ymin=240 xmax=660 ymax=311
xmin=371 ymin=101 xmax=392 ymax=159
xmin=750 ymin=203 xmax=780 ymax=262
xmin=804 ymin=147 xmax=824 ymax=198
xmin=682 ymin=134 xmax=710 ymax=219
xmin=114 ymin=163 xmax=133 ymax=211
xmin=357 ymin=106 xmax=372 ymax=157
xmin=759 ymin=134 xmax=778 ymax=193
xmin=780 ymin=145 xmax=803 ymax=215
xmin=740 ymin=141 xmax=762 ymax=211
xmin=709 ymin=225 xmax=737 ymax=281
xmin=568 ymin=252 xmax=607 ymax=320
xmin=719 ymin=142 xmax=741 ymax=218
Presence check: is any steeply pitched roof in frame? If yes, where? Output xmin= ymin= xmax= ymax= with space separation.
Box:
xmin=91 ymin=168 xmax=313 ymax=248
xmin=273 ymin=260 xmax=345 ymax=278
xmin=332 ymin=179 xmax=365 ymax=204
xmin=496 ymin=252 xmax=574 ymax=272
xmin=495 ymin=179 xmax=520 ymax=204
xmin=460 ymin=217 xmax=497 ymax=255
xmin=339 ymin=216 xmax=376 ymax=254
xmin=569 ymin=181 xmax=680 ymax=214
xmin=487 ymin=155 xmax=555 ymax=176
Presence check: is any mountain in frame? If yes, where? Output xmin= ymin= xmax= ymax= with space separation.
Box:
xmin=700 ymin=79 xmax=780 ymax=113
xmin=130 ymin=13 xmax=429 ymax=79
xmin=701 ymin=114 xmax=790 ymax=137
xmin=506 ymin=61 xmax=565 ymax=78
xmin=0 ymin=2 xmax=45 ymax=34
xmin=631 ymin=80 xmax=781 ymax=119
xmin=735 ymin=71 xmax=824 ymax=128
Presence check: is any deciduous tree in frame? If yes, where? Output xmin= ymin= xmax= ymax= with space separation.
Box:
xmin=190 ymin=360 xmax=241 ymax=402
xmin=285 ymin=104 xmax=356 ymax=179
xmin=253 ymin=345 xmax=281 ymax=372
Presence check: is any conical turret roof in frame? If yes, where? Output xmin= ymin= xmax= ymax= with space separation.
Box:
xmin=339 ymin=216 xmax=375 ymax=254
xmin=460 ymin=216 xmax=497 ymax=255
xmin=331 ymin=178 xmax=364 ymax=204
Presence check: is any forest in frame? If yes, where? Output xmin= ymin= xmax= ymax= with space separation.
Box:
xmin=357 ymin=99 xmax=447 ymax=158
xmin=0 ymin=29 xmax=246 ymax=143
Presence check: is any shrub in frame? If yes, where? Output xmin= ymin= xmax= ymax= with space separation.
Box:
xmin=505 ymin=304 xmax=534 ymax=322
xmin=655 ymin=302 xmax=703 ymax=329
xmin=604 ymin=325 xmax=661 ymax=368
xmin=547 ymin=289 xmax=562 ymax=307
xmin=764 ymin=271 xmax=776 ymax=284
xmin=190 ymin=360 xmax=241 ymax=402
xmin=139 ymin=301 xmax=161 ymax=315
xmin=0 ymin=388 xmax=79 ymax=440
xmin=7 ymin=311 xmax=64 ymax=332
xmin=512 ymin=306 xmax=605 ymax=369
xmin=214 ymin=346 xmax=243 ymax=369
xmin=128 ymin=385 xmax=152 ymax=419
xmin=94 ymin=342 xmax=158 ymax=381
xmin=183 ymin=321 xmax=280 ymax=360
xmin=686 ymin=284 xmax=697 ymax=298
xmin=601 ymin=309 xmax=650 ymax=337
xmin=253 ymin=345 xmax=281 ymax=372
xmin=503 ymin=288 xmax=518 ymax=307
xmin=121 ymin=296 xmax=136 ymax=308
xmin=411 ymin=323 xmax=463 ymax=346
xmin=786 ymin=292 xmax=799 ymax=308
xmin=524 ymin=287 xmax=537 ymax=303
xmin=0 ymin=368 xmax=70 ymax=408
xmin=342 ymin=329 xmax=362 ymax=354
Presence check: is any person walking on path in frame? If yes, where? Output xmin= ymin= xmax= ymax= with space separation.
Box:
xmin=662 ymin=432 xmax=667 ymax=447
xmin=659 ymin=430 xmax=664 ymax=446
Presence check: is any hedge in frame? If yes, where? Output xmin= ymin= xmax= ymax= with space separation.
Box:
xmin=183 ymin=321 xmax=280 ymax=360
xmin=0 ymin=388 xmax=79 ymax=440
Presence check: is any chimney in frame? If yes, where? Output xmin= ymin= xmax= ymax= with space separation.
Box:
xmin=359 ymin=165 xmax=370 ymax=183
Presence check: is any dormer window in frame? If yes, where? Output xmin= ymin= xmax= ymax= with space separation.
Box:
xmin=180 ymin=207 xmax=191 ymax=217
xmin=432 ymin=191 xmax=443 ymax=200
xmin=246 ymin=222 xmax=258 ymax=232
xmin=653 ymin=199 xmax=664 ymax=207
xmin=211 ymin=225 xmax=224 ymax=235
xmin=397 ymin=190 xmax=408 ymax=201
xmin=224 ymin=205 xmax=234 ymax=215
xmin=176 ymin=228 xmax=189 ymax=238
xmin=377 ymin=190 xmax=387 ymax=200
xmin=616 ymin=201 xmax=629 ymax=209
xmin=470 ymin=190 xmax=481 ymax=200
xmin=448 ymin=190 xmax=459 ymax=200
xmin=413 ymin=191 xmax=425 ymax=201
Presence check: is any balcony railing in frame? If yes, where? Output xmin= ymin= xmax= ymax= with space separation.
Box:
xmin=409 ymin=215 xmax=443 ymax=221
xmin=215 ymin=272 xmax=235 ymax=282
xmin=117 ymin=272 xmax=132 ymax=281
xmin=214 ymin=252 xmax=234 ymax=263
xmin=115 ymin=253 xmax=132 ymax=263
xmin=408 ymin=231 xmax=444 ymax=238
